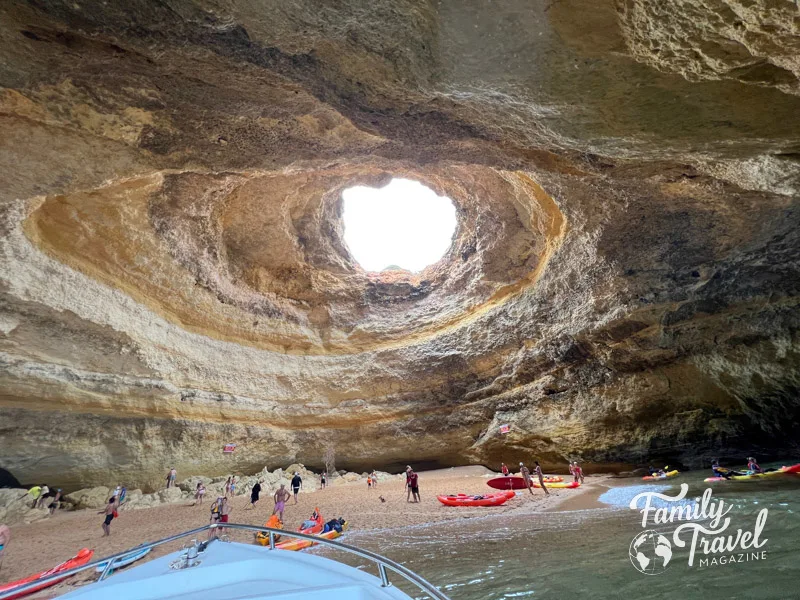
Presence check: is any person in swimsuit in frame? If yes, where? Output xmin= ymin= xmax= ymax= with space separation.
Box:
xmin=501 ymin=463 xmax=510 ymax=476
xmin=519 ymin=463 xmax=534 ymax=495
xmin=573 ymin=462 xmax=585 ymax=484
xmin=209 ymin=497 xmax=222 ymax=538
xmin=230 ymin=477 xmax=237 ymax=496
xmin=0 ymin=524 xmax=10 ymax=570
xmin=534 ymin=461 xmax=550 ymax=495
xmin=273 ymin=484 xmax=290 ymax=521
xmin=224 ymin=477 xmax=232 ymax=498
xmin=291 ymin=472 xmax=302 ymax=504
xmin=370 ymin=471 xmax=378 ymax=488
xmin=248 ymin=480 xmax=262 ymax=509
xmin=320 ymin=472 xmax=327 ymax=489
xmin=367 ymin=476 xmax=372 ymax=489
xmin=219 ymin=497 xmax=231 ymax=532
xmin=166 ymin=467 xmax=177 ymax=488
xmin=100 ymin=496 xmax=119 ymax=537
xmin=195 ymin=483 xmax=206 ymax=505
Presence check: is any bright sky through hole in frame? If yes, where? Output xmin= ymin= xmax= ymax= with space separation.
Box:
xmin=342 ymin=178 xmax=457 ymax=272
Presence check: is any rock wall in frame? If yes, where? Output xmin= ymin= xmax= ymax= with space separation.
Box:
xmin=1 ymin=0 xmax=799 ymax=490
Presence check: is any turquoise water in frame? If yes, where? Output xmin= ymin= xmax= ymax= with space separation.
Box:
xmin=319 ymin=467 xmax=800 ymax=599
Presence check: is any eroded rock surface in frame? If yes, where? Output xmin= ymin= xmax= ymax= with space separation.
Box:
xmin=1 ymin=0 xmax=799 ymax=489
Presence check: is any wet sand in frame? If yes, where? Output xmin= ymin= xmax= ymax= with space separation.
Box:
xmin=0 ymin=466 xmax=608 ymax=595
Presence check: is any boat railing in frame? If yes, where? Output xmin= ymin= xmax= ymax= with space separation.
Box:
xmin=0 ymin=523 xmax=451 ymax=600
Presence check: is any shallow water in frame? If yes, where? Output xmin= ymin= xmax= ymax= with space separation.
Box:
xmin=318 ymin=467 xmax=800 ymax=599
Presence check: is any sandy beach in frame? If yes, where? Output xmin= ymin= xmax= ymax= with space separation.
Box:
xmin=0 ymin=466 xmax=610 ymax=595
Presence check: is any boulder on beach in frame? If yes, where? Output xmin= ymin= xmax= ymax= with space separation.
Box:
xmin=0 ymin=488 xmax=51 ymax=525
xmin=64 ymin=486 xmax=111 ymax=510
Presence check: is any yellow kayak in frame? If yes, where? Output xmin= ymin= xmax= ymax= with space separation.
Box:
xmin=642 ymin=470 xmax=679 ymax=481
xmin=531 ymin=481 xmax=580 ymax=489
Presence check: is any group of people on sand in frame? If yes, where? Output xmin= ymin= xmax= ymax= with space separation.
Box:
xmin=500 ymin=460 xmax=585 ymax=495
xmin=26 ymin=484 xmax=64 ymax=514
xmin=204 ymin=471 xmax=306 ymax=538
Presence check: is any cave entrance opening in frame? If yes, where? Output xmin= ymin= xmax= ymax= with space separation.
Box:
xmin=341 ymin=178 xmax=457 ymax=273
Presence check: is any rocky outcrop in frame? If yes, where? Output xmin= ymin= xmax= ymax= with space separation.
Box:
xmin=1 ymin=0 xmax=799 ymax=489
xmin=0 ymin=489 xmax=50 ymax=525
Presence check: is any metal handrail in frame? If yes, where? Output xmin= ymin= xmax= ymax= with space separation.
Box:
xmin=0 ymin=523 xmax=450 ymax=600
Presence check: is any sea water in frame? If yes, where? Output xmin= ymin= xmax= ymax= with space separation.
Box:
xmin=317 ymin=466 xmax=800 ymax=599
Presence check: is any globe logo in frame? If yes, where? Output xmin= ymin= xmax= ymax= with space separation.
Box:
xmin=629 ymin=530 xmax=672 ymax=575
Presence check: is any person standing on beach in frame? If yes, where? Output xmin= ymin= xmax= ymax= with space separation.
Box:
xmin=166 ymin=467 xmax=177 ymax=488
xmin=100 ymin=496 xmax=119 ymax=537
xmin=0 ymin=524 xmax=10 ymax=570
xmin=273 ymin=484 xmax=290 ymax=520
xmin=370 ymin=471 xmax=378 ymax=488
xmin=248 ymin=480 xmax=262 ymax=509
xmin=519 ymin=463 xmax=534 ymax=495
xmin=219 ymin=497 xmax=231 ymax=532
xmin=35 ymin=484 xmax=50 ymax=508
xmin=195 ymin=483 xmax=206 ymax=505
xmin=501 ymin=463 xmax=510 ymax=476
xmin=534 ymin=461 xmax=549 ymax=495
xmin=208 ymin=497 xmax=222 ymax=538
xmin=291 ymin=472 xmax=303 ymax=504
xmin=405 ymin=467 xmax=420 ymax=503
xmin=230 ymin=477 xmax=237 ymax=496
xmin=27 ymin=485 xmax=42 ymax=508
xmin=224 ymin=477 xmax=232 ymax=498
xmin=572 ymin=462 xmax=585 ymax=484
xmin=49 ymin=489 xmax=62 ymax=514
xmin=320 ymin=472 xmax=327 ymax=489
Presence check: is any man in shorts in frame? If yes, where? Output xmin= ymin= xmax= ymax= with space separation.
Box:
xmin=273 ymin=484 xmax=290 ymax=521
xmin=405 ymin=467 xmax=420 ymax=503
xmin=290 ymin=472 xmax=302 ymax=504
xmin=100 ymin=496 xmax=119 ymax=537
xmin=166 ymin=467 xmax=177 ymax=488
xmin=219 ymin=497 xmax=231 ymax=533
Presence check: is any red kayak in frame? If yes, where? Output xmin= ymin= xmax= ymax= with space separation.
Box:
xmin=487 ymin=476 xmax=527 ymax=490
xmin=487 ymin=475 xmax=563 ymax=490
xmin=782 ymin=463 xmax=800 ymax=474
xmin=437 ymin=490 xmax=514 ymax=507
xmin=0 ymin=548 xmax=94 ymax=599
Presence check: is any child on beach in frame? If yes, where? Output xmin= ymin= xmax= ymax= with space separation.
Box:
xmin=195 ymin=483 xmax=206 ymax=505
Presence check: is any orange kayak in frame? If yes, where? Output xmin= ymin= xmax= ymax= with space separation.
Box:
xmin=437 ymin=490 xmax=514 ymax=507
xmin=275 ymin=521 xmax=349 ymax=551
xmin=0 ymin=548 xmax=94 ymax=599
xmin=275 ymin=508 xmax=323 ymax=550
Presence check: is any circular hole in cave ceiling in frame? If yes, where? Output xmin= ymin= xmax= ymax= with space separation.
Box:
xmin=341 ymin=178 xmax=457 ymax=273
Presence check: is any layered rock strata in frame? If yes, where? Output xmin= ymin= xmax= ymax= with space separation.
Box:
xmin=1 ymin=0 xmax=799 ymax=490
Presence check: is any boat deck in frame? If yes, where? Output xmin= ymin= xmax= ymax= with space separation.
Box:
xmin=59 ymin=540 xmax=414 ymax=600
